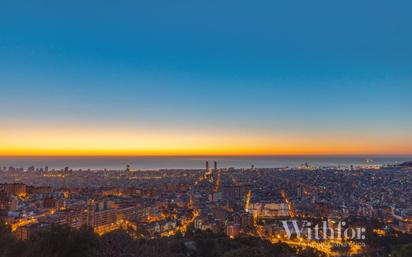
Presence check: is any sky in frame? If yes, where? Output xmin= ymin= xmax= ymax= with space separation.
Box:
xmin=0 ymin=0 xmax=411 ymax=156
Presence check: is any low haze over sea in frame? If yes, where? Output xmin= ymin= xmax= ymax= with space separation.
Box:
xmin=0 ymin=156 xmax=410 ymax=170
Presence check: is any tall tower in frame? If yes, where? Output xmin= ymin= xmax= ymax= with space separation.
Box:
xmin=297 ymin=185 xmax=303 ymax=199
xmin=214 ymin=161 xmax=217 ymax=171
xmin=205 ymin=161 xmax=211 ymax=180
xmin=86 ymin=199 xmax=96 ymax=228
xmin=126 ymin=164 xmax=131 ymax=178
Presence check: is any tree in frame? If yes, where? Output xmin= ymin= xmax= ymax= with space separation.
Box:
xmin=26 ymin=225 xmax=100 ymax=257
xmin=223 ymin=247 xmax=263 ymax=257
xmin=392 ymin=243 xmax=412 ymax=257
xmin=0 ymin=221 xmax=24 ymax=257
xmin=99 ymin=230 xmax=135 ymax=257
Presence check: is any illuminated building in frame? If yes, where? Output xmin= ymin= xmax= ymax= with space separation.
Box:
xmin=43 ymin=196 xmax=56 ymax=209
xmin=240 ymin=212 xmax=254 ymax=228
xmin=222 ymin=184 xmax=251 ymax=201
xmin=226 ymin=223 xmax=240 ymax=238
xmin=85 ymin=199 xmax=118 ymax=232
xmin=248 ymin=202 xmax=289 ymax=218
xmin=0 ymin=193 xmax=17 ymax=211
xmin=0 ymin=183 xmax=27 ymax=197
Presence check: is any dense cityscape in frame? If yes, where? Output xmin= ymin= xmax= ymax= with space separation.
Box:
xmin=1 ymin=160 xmax=411 ymax=257
xmin=2 ymin=1 xmax=412 ymax=256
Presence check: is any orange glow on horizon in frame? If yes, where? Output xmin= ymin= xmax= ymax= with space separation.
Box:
xmin=1 ymin=143 xmax=411 ymax=157
xmin=0 ymin=125 xmax=411 ymax=157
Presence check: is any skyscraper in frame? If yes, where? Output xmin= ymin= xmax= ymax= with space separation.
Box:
xmin=126 ymin=164 xmax=131 ymax=178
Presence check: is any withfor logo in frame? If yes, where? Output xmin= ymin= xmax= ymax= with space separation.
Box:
xmin=281 ymin=220 xmax=366 ymax=240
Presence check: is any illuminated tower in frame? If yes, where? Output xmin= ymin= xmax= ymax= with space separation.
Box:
xmin=205 ymin=161 xmax=212 ymax=180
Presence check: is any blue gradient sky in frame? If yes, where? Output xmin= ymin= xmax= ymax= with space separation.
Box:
xmin=0 ymin=1 xmax=411 ymax=155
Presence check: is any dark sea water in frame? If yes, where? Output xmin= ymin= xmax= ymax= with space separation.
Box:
xmin=0 ymin=156 xmax=411 ymax=170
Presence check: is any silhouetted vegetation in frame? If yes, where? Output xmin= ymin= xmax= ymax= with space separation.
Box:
xmin=362 ymin=223 xmax=412 ymax=257
xmin=392 ymin=243 xmax=412 ymax=257
xmin=1 ymin=222 xmax=411 ymax=257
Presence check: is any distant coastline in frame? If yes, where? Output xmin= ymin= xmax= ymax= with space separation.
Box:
xmin=0 ymin=155 xmax=411 ymax=170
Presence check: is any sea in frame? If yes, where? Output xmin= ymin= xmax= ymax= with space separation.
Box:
xmin=0 ymin=156 xmax=411 ymax=170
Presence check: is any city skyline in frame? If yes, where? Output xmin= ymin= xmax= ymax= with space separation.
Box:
xmin=1 ymin=2 xmax=412 ymax=256
xmin=1 ymin=1 xmax=412 ymax=156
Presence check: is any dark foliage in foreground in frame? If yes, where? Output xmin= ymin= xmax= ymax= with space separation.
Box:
xmin=0 ymin=222 xmax=309 ymax=257
xmin=1 ymin=222 xmax=411 ymax=257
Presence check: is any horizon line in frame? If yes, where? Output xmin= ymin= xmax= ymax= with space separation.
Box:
xmin=1 ymin=154 xmax=412 ymax=158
